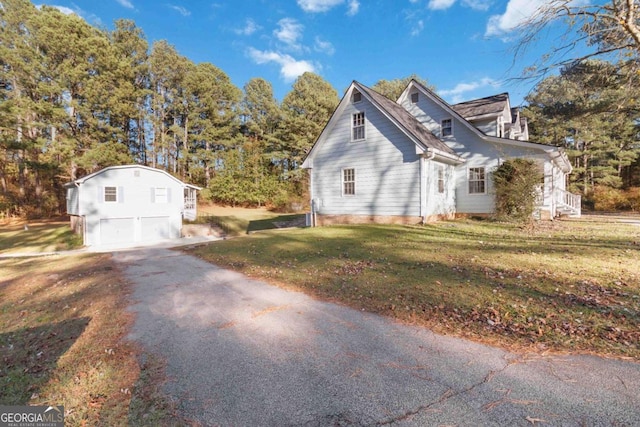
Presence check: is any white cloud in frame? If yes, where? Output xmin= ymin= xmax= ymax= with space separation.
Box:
xmin=485 ymin=0 xmax=547 ymax=36
xmin=37 ymin=4 xmax=75 ymax=14
xmin=297 ymin=0 xmax=344 ymax=12
xmin=462 ymin=0 xmax=491 ymax=11
xmin=235 ymin=18 xmax=261 ymax=36
xmin=314 ymin=36 xmax=335 ymax=55
xmin=115 ymin=0 xmax=134 ymax=9
xmin=274 ymin=18 xmax=304 ymax=50
xmin=247 ymin=48 xmax=316 ymax=81
xmin=297 ymin=0 xmax=360 ymax=14
xmin=427 ymin=0 xmax=456 ymax=10
xmin=347 ymin=0 xmax=360 ymax=16
xmin=439 ymin=77 xmax=500 ymax=103
xmin=411 ymin=19 xmax=425 ymax=37
xmin=169 ymin=5 xmax=191 ymax=16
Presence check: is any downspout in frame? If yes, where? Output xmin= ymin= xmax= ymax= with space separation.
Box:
xmin=421 ymin=149 xmax=436 ymax=224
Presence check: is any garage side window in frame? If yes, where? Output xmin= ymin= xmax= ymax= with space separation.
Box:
xmin=151 ymin=187 xmax=171 ymax=203
xmin=154 ymin=187 xmax=167 ymax=203
xmin=104 ymin=186 xmax=118 ymax=202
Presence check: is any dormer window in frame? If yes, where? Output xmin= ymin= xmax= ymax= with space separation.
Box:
xmin=441 ymin=118 xmax=453 ymax=137
xmin=352 ymin=90 xmax=362 ymax=103
xmin=411 ymin=92 xmax=419 ymax=104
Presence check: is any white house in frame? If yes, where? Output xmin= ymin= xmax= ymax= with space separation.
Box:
xmin=65 ymin=165 xmax=200 ymax=247
xmin=302 ymin=80 xmax=580 ymax=225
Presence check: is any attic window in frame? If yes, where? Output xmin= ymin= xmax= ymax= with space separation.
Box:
xmin=352 ymin=90 xmax=362 ymax=103
xmin=352 ymin=112 xmax=365 ymax=141
xmin=104 ymin=186 xmax=117 ymax=203
xmin=441 ymin=118 xmax=453 ymax=137
xmin=411 ymin=92 xmax=419 ymax=104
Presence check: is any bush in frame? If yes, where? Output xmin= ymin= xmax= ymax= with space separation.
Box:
xmin=625 ymin=187 xmax=640 ymax=211
xmin=590 ymin=186 xmax=630 ymax=211
xmin=492 ymin=158 xmax=542 ymax=222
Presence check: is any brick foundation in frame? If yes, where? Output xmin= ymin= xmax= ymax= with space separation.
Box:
xmin=314 ymin=213 xmax=454 ymax=226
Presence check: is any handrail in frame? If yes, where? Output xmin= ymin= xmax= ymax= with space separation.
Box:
xmin=554 ymin=188 xmax=581 ymax=216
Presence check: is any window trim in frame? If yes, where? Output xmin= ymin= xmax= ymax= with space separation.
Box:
xmin=352 ymin=112 xmax=365 ymax=141
xmin=342 ymin=168 xmax=356 ymax=196
xmin=411 ymin=92 xmax=419 ymax=104
xmin=441 ymin=118 xmax=453 ymax=137
xmin=468 ymin=167 xmax=487 ymax=195
xmin=104 ymin=186 xmax=118 ymax=203
xmin=352 ymin=90 xmax=362 ymax=103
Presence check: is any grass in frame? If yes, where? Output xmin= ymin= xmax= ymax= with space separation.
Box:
xmin=190 ymin=216 xmax=640 ymax=359
xmin=0 ymin=253 xmax=185 ymax=425
xmin=0 ymin=219 xmax=83 ymax=254
xmin=195 ymin=204 xmax=306 ymax=236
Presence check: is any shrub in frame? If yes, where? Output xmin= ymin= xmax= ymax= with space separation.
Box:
xmin=625 ymin=187 xmax=640 ymax=211
xmin=591 ymin=186 xmax=629 ymax=211
xmin=492 ymin=158 xmax=542 ymax=222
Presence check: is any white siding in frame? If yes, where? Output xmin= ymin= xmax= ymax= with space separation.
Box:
xmin=66 ymin=187 xmax=79 ymax=215
xmin=311 ymin=98 xmax=422 ymax=217
xmin=469 ymin=118 xmax=497 ymax=137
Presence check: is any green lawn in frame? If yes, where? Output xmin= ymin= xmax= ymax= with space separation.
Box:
xmin=191 ymin=216 xmax=640 ymax=359
xmin=0 ymin=220 xmax=83 ymax=254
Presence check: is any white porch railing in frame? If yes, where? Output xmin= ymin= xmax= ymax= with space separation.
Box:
xmin=554 ymin=188 xmax=581 ymax=217
xmin=183 ymin=188 xmax=197 ymax=221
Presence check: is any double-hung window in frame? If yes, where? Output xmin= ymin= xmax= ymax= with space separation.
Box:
xmin=468 ymin=167 xmax=486 ymax=194
xmin=438 ymin=166 xmax=445 ymax=194
xmin=441 ymin=118 xmax=453 ymax=137
xmin=343 ymin=168 xmax=355 ymax=196
xmin=352 ymin=112 xmax=365 ymax=141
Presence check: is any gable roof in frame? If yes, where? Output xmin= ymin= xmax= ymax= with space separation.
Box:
xmin=452 ymin=93 xmax=510 ymax=120
xmin=302 ymin=81 xmax=463 ymax=168
xmin=355 ymin=83 xmax=457 ymax=156
xmin=401 ymin=80 xmax=572 ymax=173
xmin=64 ymin=165 xmax=201 ymax=190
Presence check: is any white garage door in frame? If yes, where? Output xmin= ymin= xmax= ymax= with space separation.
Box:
xmin=141 ymin=216 xmax=171 ymax=242
xmin=100 ymin=218 xmax=135 ymax=245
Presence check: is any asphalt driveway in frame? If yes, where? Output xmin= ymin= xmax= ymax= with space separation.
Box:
xmin=115 ymin=247 xmax=640 ymax=426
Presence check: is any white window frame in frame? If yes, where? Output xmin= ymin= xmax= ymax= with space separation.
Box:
xmin=352 ymin=112 xmax=365 ymax=141
xmin=411 ymin=92 xmax=419 ymax=104
xmin=104 ymin=186 xmax=118 ymax=203
xmin=468 ymin=167 xmax=486 ymax=195
xmin=441 ymin=118 xmax=453 ymax=137
xmin=342 ymin=168 xmax=355 ymax=196
xmin=154 ymin=187 xmax=168 ymax=204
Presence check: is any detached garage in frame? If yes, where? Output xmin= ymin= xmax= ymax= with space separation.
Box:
xmin=65 ymin=165 xmax=200 ymax=248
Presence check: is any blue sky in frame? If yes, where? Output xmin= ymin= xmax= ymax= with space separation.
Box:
xmin=36 ymin=0 xmax=572 ymax=106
